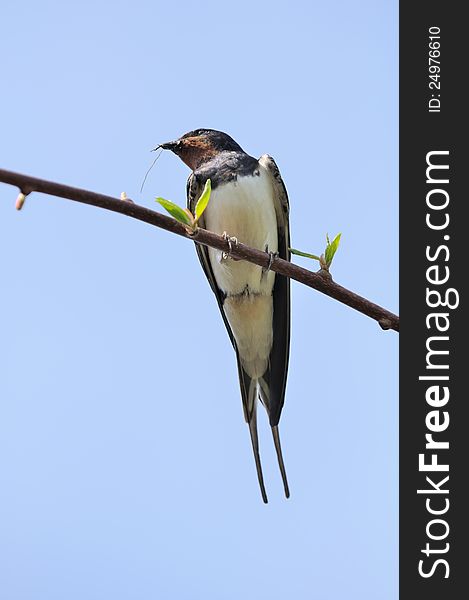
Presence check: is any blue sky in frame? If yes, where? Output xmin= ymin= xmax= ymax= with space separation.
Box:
xmin=0 ymin=1 xmax=398 ymax=598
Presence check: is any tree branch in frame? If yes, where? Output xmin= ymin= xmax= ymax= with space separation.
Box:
xmin=0 ymin=168 xmax=399 ymax=332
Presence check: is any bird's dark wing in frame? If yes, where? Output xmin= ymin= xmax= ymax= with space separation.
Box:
xmin=187 ymin=172 xmax=268 ymax=502
xmin=187 ymin=172 xmax=253 ymax=413
xmin=258 ymin=154 xmax=291 ymax=427
xmin=186 ymin=173 xmax=235 ymax=348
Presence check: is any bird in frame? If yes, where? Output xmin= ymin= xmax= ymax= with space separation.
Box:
xmin=159 ymin=129 xmax=291 ymax=503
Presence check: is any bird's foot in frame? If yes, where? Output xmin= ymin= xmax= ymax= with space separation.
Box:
xmin=221 ymin=232 xmax=238 ymax=260
xmin=264 ymin=250 xmax=279 ymax=272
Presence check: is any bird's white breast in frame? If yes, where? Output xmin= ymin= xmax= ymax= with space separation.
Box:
xmin=204 ymin=168 xmax=278 ymax=296
xmin=204 ymin=167 xmax=278 ymax=379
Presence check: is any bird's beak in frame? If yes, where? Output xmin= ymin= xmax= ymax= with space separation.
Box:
xmin=155 ymin=140 xmax=179 ymax=151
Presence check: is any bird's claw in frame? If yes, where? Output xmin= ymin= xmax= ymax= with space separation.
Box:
xmin=222 ymin=232 xmax=238 ymax=260
xmin=265 ymin=251 xmax=279 ymax=272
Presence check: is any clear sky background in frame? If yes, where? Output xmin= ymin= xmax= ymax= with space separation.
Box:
xmin=0 ymin=1 xmax=398 ymax=599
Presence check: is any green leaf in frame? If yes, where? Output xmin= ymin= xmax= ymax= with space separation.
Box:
xmin=325 ymin=233 xmax=341 ymax=266
xmin=289 ymin=248 xmax=321 ymax=261
xmin=194 ymin=179 xmax=211 ymax=222
xmin=156 ymin=197 xmax=193 ymax=226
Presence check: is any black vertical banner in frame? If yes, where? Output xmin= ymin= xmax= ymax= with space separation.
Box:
xmin=400 ymin=2 xmax=466 ymax=598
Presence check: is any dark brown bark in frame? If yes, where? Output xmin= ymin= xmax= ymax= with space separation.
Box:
xmin=0 ymin=168 xmax=399 ymax=332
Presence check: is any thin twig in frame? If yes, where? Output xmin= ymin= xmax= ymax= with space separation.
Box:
xmin=0 ymin=168 xmax=399 ymax=332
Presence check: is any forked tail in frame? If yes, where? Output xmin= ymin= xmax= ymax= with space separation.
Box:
xmin=246 ymin=378 xmax=290 ymax=503
xmin=271 ymin=424 xmax=290 ymax=498
xmin=248 ymin=404 xmax=268 ymax=504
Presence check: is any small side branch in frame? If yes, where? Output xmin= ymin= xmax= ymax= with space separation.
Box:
xmin=0 ymin=168 xmax=399 ymax=332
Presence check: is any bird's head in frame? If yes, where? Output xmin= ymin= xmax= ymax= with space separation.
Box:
xmin=157 ymin=128 xmax=243 ymax=170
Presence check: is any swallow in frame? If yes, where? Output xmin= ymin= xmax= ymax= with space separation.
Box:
xmin=160 ymin=129 xmax=290 ymax=503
